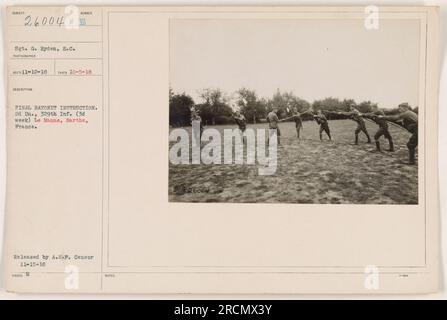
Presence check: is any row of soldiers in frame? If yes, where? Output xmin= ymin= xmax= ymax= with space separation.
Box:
xmin=263 ymin=102 xmax=418 ymax=165
xmin=191 ymin=102 xmax=418 ymax=165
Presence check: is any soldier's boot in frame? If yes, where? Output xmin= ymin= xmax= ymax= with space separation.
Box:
xmin=354 ymin=134 xmax=359 ymax=145
xmin=366 ymin=133 xmax=372 ymax=144
xmin=387 ymin=140 xmax=395 ymax=152
xmin=375 ymin=141 xmax=381 ymax=152
xmin=409 ymin=149 xmax=416 ymax=165
xmin=320 ymin=133 xmax=323 ymax=141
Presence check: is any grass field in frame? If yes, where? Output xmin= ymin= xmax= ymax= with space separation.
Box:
xmin=169 ymin=119 xmax=418 ymax=204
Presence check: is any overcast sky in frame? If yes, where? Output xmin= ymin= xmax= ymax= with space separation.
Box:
xmin=170 ymin=18 xmax=421 ymax=109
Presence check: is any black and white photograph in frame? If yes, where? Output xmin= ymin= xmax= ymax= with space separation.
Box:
xmin=168 ymin=18 xmax=420 ymax=204
xmin=0 ymin=3 xmax=443 ymax=298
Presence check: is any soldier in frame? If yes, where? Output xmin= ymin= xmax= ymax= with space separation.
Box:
xmin=232 ymin=111 xmax=247 ymax=144
xmin=232 ymin=111 xmax=247 ymax=133
xmin=191 ymin=109 xmax=204 ymax=145
xmin=313 ymin=110 xmax=332 ymax=141
xmin=362 ymin=106 xmax=394 ymax=152
xmin=337 ymin=106 xmax=372 ymax=144
xmin=267 ymin=106 xmax=281 ymax=145
xmin=379 ymin=103 xmax=418 ymax=165
xmin=280 ymin=107 xmax=311 ymax=139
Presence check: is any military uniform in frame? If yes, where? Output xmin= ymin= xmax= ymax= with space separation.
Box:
xmin=291 ymin=114 xmax=303 ymax=138
xmin=383 ymin=110 xmax=418 ymax=164
xmin=267 ymin=111 xmax=281 ymax=135
xmin=340 ymin=109 xmax=371 ymax=144
xmin=363 ymin=110 xmax=394 ymax=152
xmin=314 ymin=113 xmax=331 ymax=140
xmin=281 ymin=113 xmax=303 ymax=138
xmin=234 ymin=114 xmax=247 ymax=132
xmin=281 ymin=110 xmax=311 ymax=139
xmin=191 ymin=114 xmax=204 ymax=144
xmin=267 ymin=111 xmax=281 ymax=145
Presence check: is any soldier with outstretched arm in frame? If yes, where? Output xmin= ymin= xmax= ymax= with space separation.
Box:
xmin=280 ymin=107 xmax=312 ymax=139
xmin=362 ymin=106 xmax=394 ymax=152
xmin=313 ymin=110 xmax=332 ymax=141
xmin=337 ymin=106 xmax=372 ymax=144
xmin=378 ymin=103 xmax=418 ymax=165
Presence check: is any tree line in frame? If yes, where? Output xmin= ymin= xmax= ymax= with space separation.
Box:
xmin=169 ymin=87 xmax=418 ymax=127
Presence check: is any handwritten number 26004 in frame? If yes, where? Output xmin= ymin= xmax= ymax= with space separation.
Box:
xmin=24 ymin=15 xmax=65 ymax=27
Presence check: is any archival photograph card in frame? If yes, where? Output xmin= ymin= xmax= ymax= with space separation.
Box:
xmin=2 ymin=6 xmax=440 ymax=294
